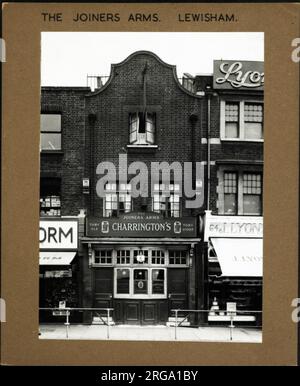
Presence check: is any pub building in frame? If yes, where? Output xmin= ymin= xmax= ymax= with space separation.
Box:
xmin=40 ymin=52 xmax=263 ymax=325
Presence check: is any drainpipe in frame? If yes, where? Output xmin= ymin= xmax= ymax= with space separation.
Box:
xmin=207 ymin=94 xmax=211 ymax=211
xmin=88 ymin=113 xmax=97 ymax=214
xmin=189 ymin=109 xmax=198 ymax=217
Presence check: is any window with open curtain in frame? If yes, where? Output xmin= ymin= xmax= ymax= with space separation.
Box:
xmin=129 ymin=112 xmax=155 ymax=145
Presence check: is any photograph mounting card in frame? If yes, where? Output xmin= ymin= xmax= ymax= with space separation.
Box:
xmin=1 ymin=2 xmax=299 ymax=366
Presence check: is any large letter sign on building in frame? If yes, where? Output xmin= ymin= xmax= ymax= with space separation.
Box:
xmin=39 ymin=220 xmax=78 ymax=249
xmin=86 ymin=212 xmax=197 ymax=238
xmin=213 ymin=60 xmax=264 ymax=90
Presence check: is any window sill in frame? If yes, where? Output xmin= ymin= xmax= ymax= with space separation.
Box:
xmin=126 ymin=144 xmax=158 ymax=153
xmin=40 ymin=150 xmax=64 ymax=155
xmin=220 ymin=138 xmax=264 ymax=143
xmin=114 ymin=295 xmax=167 ymax=299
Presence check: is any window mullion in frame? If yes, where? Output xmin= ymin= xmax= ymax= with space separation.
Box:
xmin=238 ymin=171 xmax=244 ymax=215
xmin=240 ymin=101 xmax=245 ymax=139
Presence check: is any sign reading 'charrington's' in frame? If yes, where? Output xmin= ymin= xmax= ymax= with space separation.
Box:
xmin=86 ymin=212 xmax=197 ymax=238
xmin=213 ymin=60 xmax=264 ymax=90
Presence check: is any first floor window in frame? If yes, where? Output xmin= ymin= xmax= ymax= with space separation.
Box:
xmin=153 ymin=183 xmax=181 ymax=217
xmin=103 ymin=182 xmax=132 ymax=217
xmin=243 ymin=173 xmax=262 ymax=215
xmin=129 ymin=111 xmax=155 ymax=145
xmin=40 ymin=114 xmax=62 ymax=150
xmin=219 ymin=170 xmax=263 ymax=215
xmin=224 ymin=172 xmax=237 ymax=215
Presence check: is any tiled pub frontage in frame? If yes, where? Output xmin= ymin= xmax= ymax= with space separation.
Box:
xmin=81 ymin=213 xmax=200 ymax=325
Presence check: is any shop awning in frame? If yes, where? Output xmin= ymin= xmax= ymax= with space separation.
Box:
xmin=39 ymin=251 xmax=76 ymax=266
xmin=210 ymin=238 xmax=263 ymax=277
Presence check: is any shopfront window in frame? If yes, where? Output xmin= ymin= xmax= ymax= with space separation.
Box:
xmin=114 ymin=267 xmax=167 ymax=299
xmin=103 ymin=183 xmax=132 ymax=217
xmin=151 ymin=250 xmax=165 ymax=265
xmin=40 ymin=177 xmax=61 ymax=217
xmin=133 ymin=250 xmax=149 ymax=264
xmin=169 ymin=250 xmax=188 ymax=265
xmin=133 ymin=269 xmax=148 ymax=294
xmin=116 ymin=249 xmax=131 ymax=265
xmin=152 ymin=269 xmax=165 ymax=294
xmin=94 ymin=250 xmax=112 ymax=265
xmin=116 ymin=268 xmax=130 ymax=294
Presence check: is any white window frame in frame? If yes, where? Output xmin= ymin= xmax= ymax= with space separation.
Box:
xmin=129 ymin=112 xmax=156 ymax=145
xmin=102 ymin=182 xmax=132 ymax=218
xmin=152 ymin=183 xmax=181 ymax=218
xmin=114 ymin=267 xmax=167 ymax=299
xmin=220 ymin=100 xmax=264 ymax=142
xmin=92 ymin=249 xmax=114 ymax=266
xmin=217 ymin=168 xmax=263 ymax=216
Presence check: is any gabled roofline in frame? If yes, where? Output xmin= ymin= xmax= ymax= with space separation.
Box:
xmin=85 ymin=50 xmax=202 ymax=98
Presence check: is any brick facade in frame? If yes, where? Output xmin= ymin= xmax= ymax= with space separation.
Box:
xmin=40 ymin=52 xmax=264 ymax=325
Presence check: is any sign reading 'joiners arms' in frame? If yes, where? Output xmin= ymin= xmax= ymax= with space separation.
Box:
xmin=213 ymin=60 xmax=264 ymax=90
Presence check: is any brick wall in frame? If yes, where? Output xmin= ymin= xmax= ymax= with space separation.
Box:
xmin=41 ymin=87 xmax=89 ymax=216
xmin=84 ymin=51 xmax=203 ymax=217
xmin=40 ymin=53 xmax=264 ymax=218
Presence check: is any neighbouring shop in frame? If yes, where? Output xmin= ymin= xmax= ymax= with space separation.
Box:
xmin=39 ymin=218 xmax=80 ymax=322
xmin=203 ymin=211 xmax=263 ymax=325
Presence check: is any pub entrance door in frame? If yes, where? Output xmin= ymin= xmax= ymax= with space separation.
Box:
xmin=168 ymin=268 xmax=189 ymax=315
xmin=93 ymin=267 xmax=114 ymax=321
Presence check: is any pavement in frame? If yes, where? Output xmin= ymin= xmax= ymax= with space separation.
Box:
xmin=39 ymin=324 xmax=262 ymax=343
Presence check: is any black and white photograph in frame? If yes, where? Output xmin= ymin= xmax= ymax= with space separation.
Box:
xmin=38 ymin=32 xmax=264 ymax=343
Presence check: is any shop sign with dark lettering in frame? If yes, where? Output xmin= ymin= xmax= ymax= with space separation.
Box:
xmin=39 ymin=219 xmax=78 ymax=249
xmin=86 ymin=212 xmax=197 ymax=238
xmin=204 ymin=212 xmax=263 ymax=241
xmin=213 ymin=60 xmax=264 ymax=90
